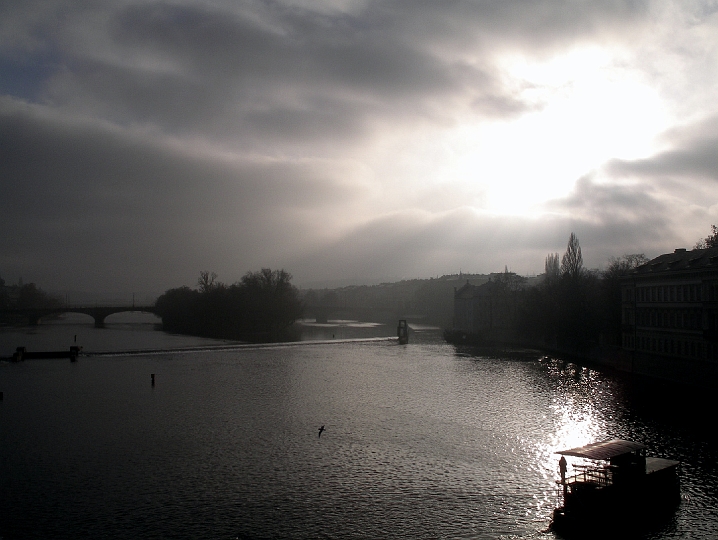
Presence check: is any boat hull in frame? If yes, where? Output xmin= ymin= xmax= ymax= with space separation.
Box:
xmin=551 ymin=457 xmax=680 ymax=537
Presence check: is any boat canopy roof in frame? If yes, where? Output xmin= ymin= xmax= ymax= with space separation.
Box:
xmin=556 ymin=439 xmax=645 ymax=460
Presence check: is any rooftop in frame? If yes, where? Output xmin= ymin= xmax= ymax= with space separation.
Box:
xmin=556 ymin=439 xmax=645 ymax=460
xmin=633 ymin=246 xmax=718 ymax=275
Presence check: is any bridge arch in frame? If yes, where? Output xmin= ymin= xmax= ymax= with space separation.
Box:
xmin=103 ymin=310 xmax=162 ymax=324
xmin=19 ymin=306 xmax=159 ymax=328
xmin=36 ymin=311 xmax=95 ymax=325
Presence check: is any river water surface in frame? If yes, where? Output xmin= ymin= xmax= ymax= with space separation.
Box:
xmin=1 ymin=315 xmax=717 ymax=539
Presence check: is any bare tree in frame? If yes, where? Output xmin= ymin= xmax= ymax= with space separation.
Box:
xmin=560 ymin=233 xmax=583 ymax=279
xmin=492 ymin=267 xmax=527 ymax=291
xmin=197 ymin=271 xmax=218 ymax=293
xmin=696 ymin=225 xmax=718 ymax=249
xmin=604 ymin=254 xmax=649 ymax=279
xmin=708 ymin=226 xmax=718 ymax=248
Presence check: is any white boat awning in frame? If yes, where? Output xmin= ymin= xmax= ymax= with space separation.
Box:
xmin=556 ymin=439 xmax=645 ymax=461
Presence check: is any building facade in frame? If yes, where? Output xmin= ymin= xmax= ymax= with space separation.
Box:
xmin=621 ymin=247 xmax=718 ymax=384
xmin=452 ymin=277 xmax=522 ymax=344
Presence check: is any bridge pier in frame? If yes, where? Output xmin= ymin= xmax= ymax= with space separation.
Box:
xmin=94 ymin=318 xmax=106 ymax=328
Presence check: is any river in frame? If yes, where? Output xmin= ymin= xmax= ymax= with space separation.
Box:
xmin=1 ymin=314 xmax=717 ymax=539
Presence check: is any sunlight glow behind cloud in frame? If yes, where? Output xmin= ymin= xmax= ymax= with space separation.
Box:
xmin=443 ymin=48 xmax=672 ymax=216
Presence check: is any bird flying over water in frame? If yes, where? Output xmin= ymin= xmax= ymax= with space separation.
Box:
xmin=318 ymin=425 xmax=325 ymax=438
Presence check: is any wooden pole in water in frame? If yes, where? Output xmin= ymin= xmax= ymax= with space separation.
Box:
xmin=151 ymin=373 xmax=155 ymax=386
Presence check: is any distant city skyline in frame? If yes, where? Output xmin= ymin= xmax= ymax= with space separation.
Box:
xmin=2 ymin=1 xmax=718 ymax=297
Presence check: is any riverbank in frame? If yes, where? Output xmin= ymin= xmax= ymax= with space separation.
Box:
xmin=443 ymin=329 xmax=718 ymax=389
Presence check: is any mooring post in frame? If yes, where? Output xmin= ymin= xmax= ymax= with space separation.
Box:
xmin=151 ymin=373 xmax=155 ymax=387
xmin=397 ymin=319 xmax=409 ymax=344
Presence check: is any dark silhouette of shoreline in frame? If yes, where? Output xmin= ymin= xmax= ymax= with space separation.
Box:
xmin=155 ymin=269 xmax=303 ymax=343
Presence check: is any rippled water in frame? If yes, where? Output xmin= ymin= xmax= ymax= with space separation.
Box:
xmin=1 ymin=320 xmax=717 ymax=539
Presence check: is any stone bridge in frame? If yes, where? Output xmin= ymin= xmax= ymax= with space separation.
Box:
xmin=5 ymin=305 xmax=159 ymax=328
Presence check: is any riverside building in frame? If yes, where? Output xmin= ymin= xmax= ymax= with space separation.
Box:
xmin=621 ymin=246 xmax=718 ymax=385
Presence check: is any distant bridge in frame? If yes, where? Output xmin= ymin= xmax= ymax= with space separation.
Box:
xmin=3 ymin=305 xmax=159 ymax=328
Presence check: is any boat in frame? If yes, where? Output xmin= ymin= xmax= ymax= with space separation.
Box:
xmin=550 ymin=439 xmax=680 ymax=537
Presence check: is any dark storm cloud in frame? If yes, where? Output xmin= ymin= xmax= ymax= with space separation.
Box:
xmin=543 ymin=174 xmax=681 ymax=258
xmin=549 ymin=174 xmax=669 ymax=223
xmin=606 ymin=116 xmax=718 ymax=182
xmin=543 ymin=114 xmax=718 ymax=257
xmin=40 ymin=1 xmax=505 ymax=143
xmin=0 ymin=98 xmax=364 ymax=292
xmin=26 ymin=0 xmax=652 ymax=146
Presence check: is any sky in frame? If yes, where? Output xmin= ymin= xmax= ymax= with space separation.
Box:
xmin=2 ymin=0 xmax=718 ymax=299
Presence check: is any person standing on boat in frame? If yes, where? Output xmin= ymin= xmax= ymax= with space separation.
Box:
xmin=559 ymin=456 xmax=567 ymax=481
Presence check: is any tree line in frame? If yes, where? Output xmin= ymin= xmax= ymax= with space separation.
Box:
xmin=0 ymin=276 xmax=62 ymax=311
xmin=513 ymin=233 xmax=648 ymax=356
xmin=154 ymin=269 xmax=304 ymax=342
xmin=471 ymin=225 xmax=718 ymax=356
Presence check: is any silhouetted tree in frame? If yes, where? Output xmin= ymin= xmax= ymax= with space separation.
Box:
xmin=696 ymin=225 xmax=718 ymax=249
xmin=16 ymin=283 xmax=61 ymax=309
xmin=545 ymin=253 xmax=560 ymax=284
xmin=0 ymin=274 xmax=8 ymax=310
xmin=240 ymin=269 xmax=304 ymax=340
xmin=197 ymin=271 xmax=218 ymax=293
xmin=155 ymin=268 xmax=303 ymax=342
xmin=560 ymin=233 xmax=583 ymax=279
xmin=155 ymin=286 xmax=200 ymax=334
xmin=491 ymin=267 xmax=527 ymax=292
xmin=705 ymin=225 xmax=718 ymax=248
xmin=518 ymin=235 xmax=601 ymax=355
xmin=603 ymin=254 xmax=649 ymax=280
xmin=707 ymin=226 xmax=718 ymax=248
